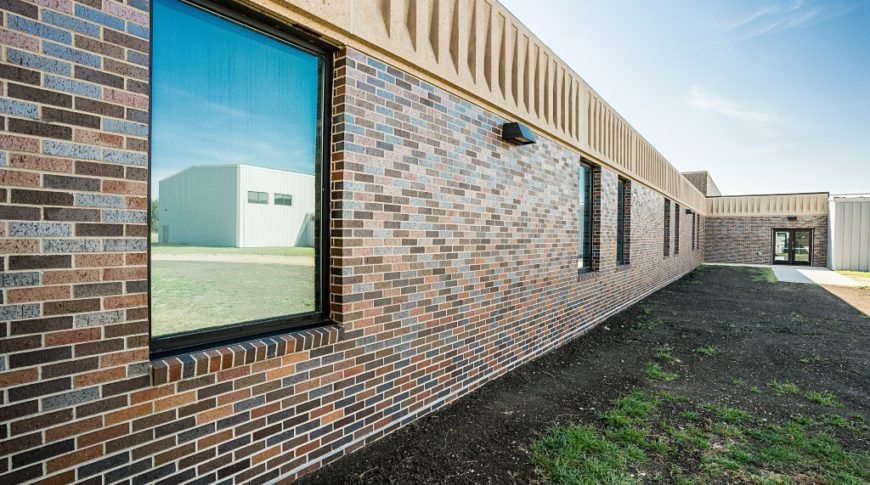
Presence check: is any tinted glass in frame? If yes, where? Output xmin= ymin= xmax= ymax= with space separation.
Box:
xmin=616 ymin=179 xmax=625 ymax=265
xmin=151 ymin=0 xmax=322 ymax=338
xmin=578 ymin=163 xmax=593 ymax=269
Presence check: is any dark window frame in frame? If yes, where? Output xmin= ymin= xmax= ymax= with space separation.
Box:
xmin=148 ymin=0 xmax=335 ymax=358
xmin=674 ymin=203 xmax=680 ymax=255
xmin=274 ymin=193 xmax=293 ymax=206
xmin=578 ymin=161 xmax=594 ymax=272
xmin=663 ymin=199 xmax=671 ymax=257
xmin=616 ymin=177 xmax=630 ymax=265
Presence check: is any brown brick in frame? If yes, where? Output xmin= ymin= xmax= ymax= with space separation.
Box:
xmin=43 ymin=298 xmax=101 ymax=316
xmin=11 ymin=409 xmax=72 ymax=436
xmin=0 ymin=135 xmax=40 ymax=153
xmin=76 ymin=338 xmax=125 ymax=357
xmin=42 ymin=357 xmax=98 ymax=379
xmin=0 ymin=64 xmax=41 ymax=85
xmin=44 ymin=207 xmax=100 ymax=222
xmin=44 ymin=416 xmax=102 ymax=442
xmin=11 ymin=316 xmax=73 ymax=335
xmin=103 ymin=266 xmax=147 ymax=280
xmin=105 ymin=58 xmax=147 ymax=80
xmin=74 ymin=35 xmax=124 ymax=59
xmin=0 ymin=238 xmax=40 ymax=253
xmin=75 ymin=160 xmax=125 ymax=179
xmin=8 ymin=83 xmax=72 ymax=108
xmin=76 ymin=223 xmax=123 ymax=237
xmin=76 ymin=253 xmax=125 ymax=267
xmin=0 ymin=0 xmax=38 ymax=18
xmin=10 ymin=189 xmax=74 ymax=206
xmin=43 ymin=107 xmax=101 ymax=129
xmin=10 ymin=154 xmax=74 ymax=173
xmin=42 ymin=269 xmax=101 ymax=284
xmin=74 ymin=65 xmax=124 ymax=89
xmin=78 ymin=423 xmax=127 ymax=448
xmin=125 ymin=166 xmax=148 ymax=181
xmin=103 ymin=179 xmax=147 ymax=196
xmin=126 ymin=137 xmax=148 ymax=152
xmin=104 ymin=28 xmax=148 ymax=53
xmin=45 ymin=328 xmax=101 ymax=347
xmin=8 ymin=119 xmax=72 ymax=140
xmin=105 ymin=402 xmax=153 ymax=426
xmin=6 ymin=285 xmax=70 ymax=303
xmin=125 ymin=224 xmax=148 ymax=237
xmin=0 ymin=368 xmax=38 ymax=387
xmin=46 ymin=444 xmax=101 ymax=473
xmin=9 ymin=255 xmax=72 ymax=270
xmin=75 ymin=97 xmax=125 ymax=119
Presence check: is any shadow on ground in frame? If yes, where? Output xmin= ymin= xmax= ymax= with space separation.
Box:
xmin=299 ymin=266 xmax=870 ymax=484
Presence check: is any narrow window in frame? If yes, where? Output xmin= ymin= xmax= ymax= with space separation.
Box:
xmin=691 ymin=213 xmax=696 ymax=250
xmin=616 ymin=178 xmax=630 ymax=265
xmin=578 ymin=162 xmax=594 ymax=270
xmin=248 ymin=191 xmax=269 ymax=204
xmin=674 ymin=203 xmax=681 ymax=255
xmin=150 ymin=0 xmax=329 ymax=354
xmin=663 ymin=199 xmax=671 ymax=257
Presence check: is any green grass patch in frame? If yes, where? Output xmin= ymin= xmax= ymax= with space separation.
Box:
xmin=644 ymin=362 xmax=677 ymax=381
xmin=836 ymin=270 xmax=870 ymax=279
xmin=152 ymin=244 xmax=315 ymax=257
xmin=151 ymin=260 xmax=315 ymax=336
xmin=693 ymin=345 xmax=719 ymax=356
xmin=767 ymin=380 xmax=801 ymax=396
xmin=804 ymin=390 xmax=844 ymax=408
xmin=653 ymin=344 xmax=675 ymax=363
xmin=532 ymin=390 xmax=870 ymax=485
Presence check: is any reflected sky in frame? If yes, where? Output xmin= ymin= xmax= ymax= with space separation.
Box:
xmin=151 ymin=0 xmax=320 ymax=197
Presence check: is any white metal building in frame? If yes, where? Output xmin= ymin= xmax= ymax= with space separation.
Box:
xmin=158 ymin=164 xmax=316 ymax=247
xmin=828 ymin=194 xmax=870 ymax=271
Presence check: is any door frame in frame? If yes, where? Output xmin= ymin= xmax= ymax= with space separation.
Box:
xmin=772 ymin=228 xmax=813 ymax=266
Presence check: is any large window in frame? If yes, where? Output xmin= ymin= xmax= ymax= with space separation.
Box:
xmin=578 ymin=162 xmax=594 ymax=270
xmin=150 ymin=0 xmax=329 ymax=354
xmin=616 ymin=178 xmax=629 ymax=265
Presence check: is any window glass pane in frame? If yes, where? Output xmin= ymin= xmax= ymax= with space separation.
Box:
xmin=578 ymin=163 xmax=592 ymax=269
xmin=616 ymin=179 xmax=625 ymax=265
xmin=151 ymin=0 xmax=321 ymax=339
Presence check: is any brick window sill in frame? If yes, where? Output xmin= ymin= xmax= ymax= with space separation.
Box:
xmin=150 ymin=324 xmax=342 ymax=385
xmin=615 ymin=263 xmax=631 ymax=272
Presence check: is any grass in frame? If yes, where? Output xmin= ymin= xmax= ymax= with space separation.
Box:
xmin=531 ymin=390 xmax=870 ymax=485
xmin=836 ymin=270 xmax=870 ymax=279
xmin=693 ymin=345 xmax=719 ymax=356
xmin=151 ymin=260 xmax=315 ymax=336
xmin=804 ymin=390 xmax=844 ymax=408
xmin=644 ymin=362 xmax=677 ymax=381
xmin=653 ymin=344 xmax=675 ymax=363
xmin=767 ymin=380 xmax=801 ymax=397
xmin=151 ymin=244 xmax=315 ymax=257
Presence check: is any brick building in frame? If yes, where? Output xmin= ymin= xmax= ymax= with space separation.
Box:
xmin=0 ymin=0 xmax=858 ymax=484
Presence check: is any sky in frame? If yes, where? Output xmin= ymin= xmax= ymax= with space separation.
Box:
xmin=500 ymin=0 xmax=870 ymax=196
xmin=151 ymin=0 xmax=320 ymax=197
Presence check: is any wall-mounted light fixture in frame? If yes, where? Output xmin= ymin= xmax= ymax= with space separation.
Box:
xmin=787 ymin=216 xmax=798 ymax=221
xmin=502 ymin=122 xmax=537 ymax=145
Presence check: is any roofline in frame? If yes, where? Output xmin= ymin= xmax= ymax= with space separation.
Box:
xmin=707 ymin=191 xmax=830 ymax=198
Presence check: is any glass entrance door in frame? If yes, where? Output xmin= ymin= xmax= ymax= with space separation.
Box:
xmin=773 ymin=229 xmax=812 ymax=265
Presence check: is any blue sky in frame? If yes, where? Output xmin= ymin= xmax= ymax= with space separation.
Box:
xmin=151 ymin=0 xmax=320 ymax=195
xmin=501 ymin=0 xmax=870 ymax=195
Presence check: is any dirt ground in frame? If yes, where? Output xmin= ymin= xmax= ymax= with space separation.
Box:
xmin=299 ymin=266 xmax=870 ymax=484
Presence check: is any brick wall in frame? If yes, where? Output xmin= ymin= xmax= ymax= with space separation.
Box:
xmin=0 ymin=9 xmax=704 ymax=481
xmin=705 ymin=215 xmax=827 ymax=267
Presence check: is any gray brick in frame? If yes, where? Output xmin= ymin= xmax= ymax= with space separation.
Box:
xmin=43 ymin=239 xmax=101 ymax=253
xmin=43 ymin=140 xmax=100 ymax=160
xmin=102 ymin=149 xmax=147 ymax=166
xmin=103 ymin=209 xmax=147 ymax=223
xmin=9 ymin=222 xmax=72 ymax=237
xmin=42 ymin=387 xmax=100 ymax=411
xmin=0 ymin=272 xmax=41 ymax=288
xmin=74 ymin=310 xmax=125 ymax=327
xmin=104 ymin=239 xmax=147 ymax=252
xmin=0 ymin=304 xmax=40 ymax=320
xmin=75 ymin=193 xmax=126 ymax=209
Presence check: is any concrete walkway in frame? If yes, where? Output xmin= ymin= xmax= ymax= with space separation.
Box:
xmin=705 ymin=263 xmax=862 ymax=287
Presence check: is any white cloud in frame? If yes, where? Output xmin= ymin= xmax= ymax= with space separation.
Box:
xmin=688 ymin=86 xmax=787 ymax=136
xmin=723 ymin=0 xmax=856 ymax=40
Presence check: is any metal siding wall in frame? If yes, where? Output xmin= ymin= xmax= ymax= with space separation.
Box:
xmin=158 ymin=166 xmax=239 ymax=246
xmin=238 ymin=166 xmax=316 ymax=247
xmin=831 ymin=198 xmax=870 ymax=271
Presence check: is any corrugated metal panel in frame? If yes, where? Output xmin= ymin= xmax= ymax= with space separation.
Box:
xmin=238 ymin=165 xmax=316 ymax=248
xmin=706 ymin=193 xmax=828 ymax=217
xmin=830 ymin=197 xmax=870 ymax=271
xmin=158 ymin=165 xmax=239 ymax=246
